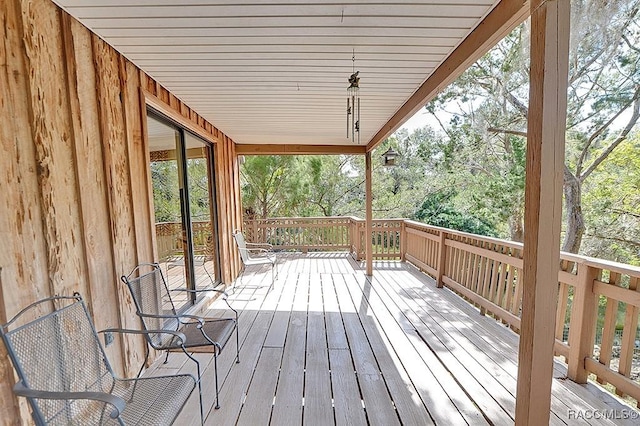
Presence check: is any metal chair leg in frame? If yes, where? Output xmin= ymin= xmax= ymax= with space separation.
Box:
xmin=233 ymin=265 xmax=246 ymax=293
xmin=214 ymin=349 xmax=221 ymax=409
xmin=235 ymin=324 xmax=240 ymax=364
xmin=184 ymin=348 xmax=204 ymax=425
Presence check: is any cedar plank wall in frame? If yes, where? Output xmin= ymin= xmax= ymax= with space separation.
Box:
xmin=0 ymin=0 xmax=243 ymax=423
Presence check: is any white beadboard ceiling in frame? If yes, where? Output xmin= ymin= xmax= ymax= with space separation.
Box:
xmin=54 ymin=0 xmax=498 ymax=145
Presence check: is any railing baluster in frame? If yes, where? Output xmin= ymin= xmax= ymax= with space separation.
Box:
xmin=598 ymin=271 xmax=620 ymax=384
xmin=618 ymin=276 xmax=640 ymax=396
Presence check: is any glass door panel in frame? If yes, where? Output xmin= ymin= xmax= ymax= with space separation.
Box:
xmin=147 ymin=115 xmax=190 ymax=312
xmin=185 ymin=132 xmax=219 ymax=290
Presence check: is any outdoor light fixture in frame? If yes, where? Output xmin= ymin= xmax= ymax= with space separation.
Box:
xmin=347 ymin=51 xmax=360 ymax=144
xmin=382 ymin=147 xmax=399 ymax=167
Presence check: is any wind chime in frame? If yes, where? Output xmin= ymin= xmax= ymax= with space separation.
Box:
xmin=347 ymin=51 xmax=360 ymax=144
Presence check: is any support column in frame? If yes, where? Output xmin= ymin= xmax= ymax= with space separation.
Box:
xmin=515 ymin=0 xmax=570 ymax=424
xmin=365 ymin=151 xmax=373 ymax=276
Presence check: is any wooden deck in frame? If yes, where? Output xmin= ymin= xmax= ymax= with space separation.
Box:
xmin=147 ymin=253 xmax=639 ymax=425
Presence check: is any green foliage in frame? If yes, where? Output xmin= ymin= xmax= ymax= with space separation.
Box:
xmin=422 ymin=0 xmax=639 ymax=254
xmin=240 ymin=154 xmax=365 ymax=218
xmin=413 ymin=190 xmax=497 ymax=237
xmin=582 ymin=135 xmax=640 ymax=264
xmin=151 ymin=157 xmax=213 ymax=223
xmin=241 ymin=155 xmax=306 ymax=218
xmin=151 ymin=161 xmax=180 ymax=222
xmin=186 ymin=158 xmax=212 ymax=221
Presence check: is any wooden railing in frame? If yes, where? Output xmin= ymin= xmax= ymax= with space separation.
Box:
xmin=405 ymin=220 xmax=640 ymax=405
xmin=243 ymin=217 xmax=404 ymax=259
xmin=156 ymin=217 xmax=640 ymax=403
xmin=244 ymin=217 xmax=353 ymax=252
xmin=240 ymin=216 xmax=640 ymax=405
xmin=155 ymin=221 xmax=213 ymax=260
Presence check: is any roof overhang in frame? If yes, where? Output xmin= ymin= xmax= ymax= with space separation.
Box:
xmin=54 ymin=0 xmax=529 ymax=154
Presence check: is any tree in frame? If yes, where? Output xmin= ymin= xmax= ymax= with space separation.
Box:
xmin=150 ymin=160 xmax=180 ymax=222
xmin=240 ymin=155 xmax=307 ymax=219
xmin=305 ymin=155 xmax=364 ymax=217
xmin=561 ymin=0 xmax=640 ymax=252
xmin=581 ymin=134 xmax=640 ymax=264
xmin=414 ymin=190 xmax=497 ymax=236
xmin=240 ymin=154 xmax=365 ymax=218
xmin=426 ymin=0 xmax=640 ymax=253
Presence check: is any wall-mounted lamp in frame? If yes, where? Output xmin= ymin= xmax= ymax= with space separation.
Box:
xmin=382 ymin=147 xmax=399 ymax=167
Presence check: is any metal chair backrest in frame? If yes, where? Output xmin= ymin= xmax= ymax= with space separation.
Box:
xmin=1 ymin=296 xmax=115 ymax=424
xmin=121 ymin=264 xmax=179 ymax=349
xmin=232 ymin=230 xmax=251 ymax=263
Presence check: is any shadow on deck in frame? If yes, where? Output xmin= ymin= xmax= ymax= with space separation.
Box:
xmin=146 ymin=252 xmax=639 ymax=425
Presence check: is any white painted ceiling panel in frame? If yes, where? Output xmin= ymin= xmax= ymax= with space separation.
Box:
xmin=54 ymin=1 xmax=499 ymax=145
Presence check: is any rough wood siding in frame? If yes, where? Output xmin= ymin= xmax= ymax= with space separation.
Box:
xmin=61 ymin=13 xmax=127 ymax=375
xmin=0 ymin=0 xmax=243 ymax=422
xmin=0 ymin=2 xmax=51 ymax=422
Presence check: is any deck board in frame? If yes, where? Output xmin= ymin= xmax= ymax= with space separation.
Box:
xmin=271 ymin=274 xmax=307 ymax=425
xmin=333 ymin=274 xmax=401 ymax=425
xmin=143 ymin=253 xmax=639 ymax=425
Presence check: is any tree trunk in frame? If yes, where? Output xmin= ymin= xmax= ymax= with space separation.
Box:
xmin=562 ymin=171 xmax=585 ymax=253
xmin=509 ymin=208 xmax=524 ymax=242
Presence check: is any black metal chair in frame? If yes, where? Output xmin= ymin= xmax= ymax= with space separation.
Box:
xmin=0 ymin=294 xmax=197 ymax=425
xmin=121 ymin=263 xmax=239 ymax=416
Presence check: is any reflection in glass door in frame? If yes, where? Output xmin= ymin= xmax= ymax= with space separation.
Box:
xmin=185 ymin=132 xmax=219 ymax=291
xmin=146 ymin=112 xmax=220 ymax=310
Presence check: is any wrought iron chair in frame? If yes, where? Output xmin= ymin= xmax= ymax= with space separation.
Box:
xmin=232 ymin=229 xmax=278 ymax=292
xmin=121 ymin=263 xmax=239 ymax=415
xmin=0 ymin=295 xmax=197 ymax=425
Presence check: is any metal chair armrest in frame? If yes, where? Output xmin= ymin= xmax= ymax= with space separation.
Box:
xmin=172 ymin=287 xmax=235 ymax=312
xmin=99 ymin=328 xmax=187 ymax=346
xmin=136 ymin=312 xmax=205 ymax=327
xmin=171 ymin=287 xmax=228 ymax=297
xmin=14 ymin=382 xmax=126 ymax=419
xmin=171 ymin=287 xmax=229 ymax=299
xmin=246 ymin=247 xmax=271 ymax=254
xmin=168 ymin=287 xmax=238 ymax=321
xmin=246 ymin=242 xmax=273 ymax=250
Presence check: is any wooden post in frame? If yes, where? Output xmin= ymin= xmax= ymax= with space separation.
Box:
xmin=436 ymin=231 xmax=447 ymax=288
xmin=567 ymin=263 xmax=599 ymax=383
xmin=251 ymin=219 xmax=258 ymax=243
xmin=515 ymin=0 xmax=570 ymax=424
xmin=365 ymin=152 xmax=373 ymax=276
xmin=399 ymin=221 xmax=407 ymax=261
xmin=353 ymin=219 xmax=362 ymax=261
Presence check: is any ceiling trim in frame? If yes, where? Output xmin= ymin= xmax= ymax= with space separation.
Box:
xmin=366 ymin=0 xmax=530 ymax=152
xmin=142 ymin=87 xmax=220 ymax=143
xmin=235 ymin=144 xmax=366 ymax=156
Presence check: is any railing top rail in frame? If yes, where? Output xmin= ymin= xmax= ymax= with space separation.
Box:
xmin=251 ymin=216 xmax=355 ymax=222
xmin=248 ymin=216 xmax=406 ymax=223
xmin=581 ymin=256 xmax=640 ymax=277
xmin=403 ymin=219 xmax=525 ymax=250
xmin=234 ymin=216 xmax=640 ymax=278
xmin=402 ymin=219 xmax=640 ymax=277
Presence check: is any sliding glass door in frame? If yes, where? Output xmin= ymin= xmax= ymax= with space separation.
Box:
xmin=184 ymin=132 xmax=219 ymax=292
xmin=146 ymin=111 xmax=220 ymax=310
